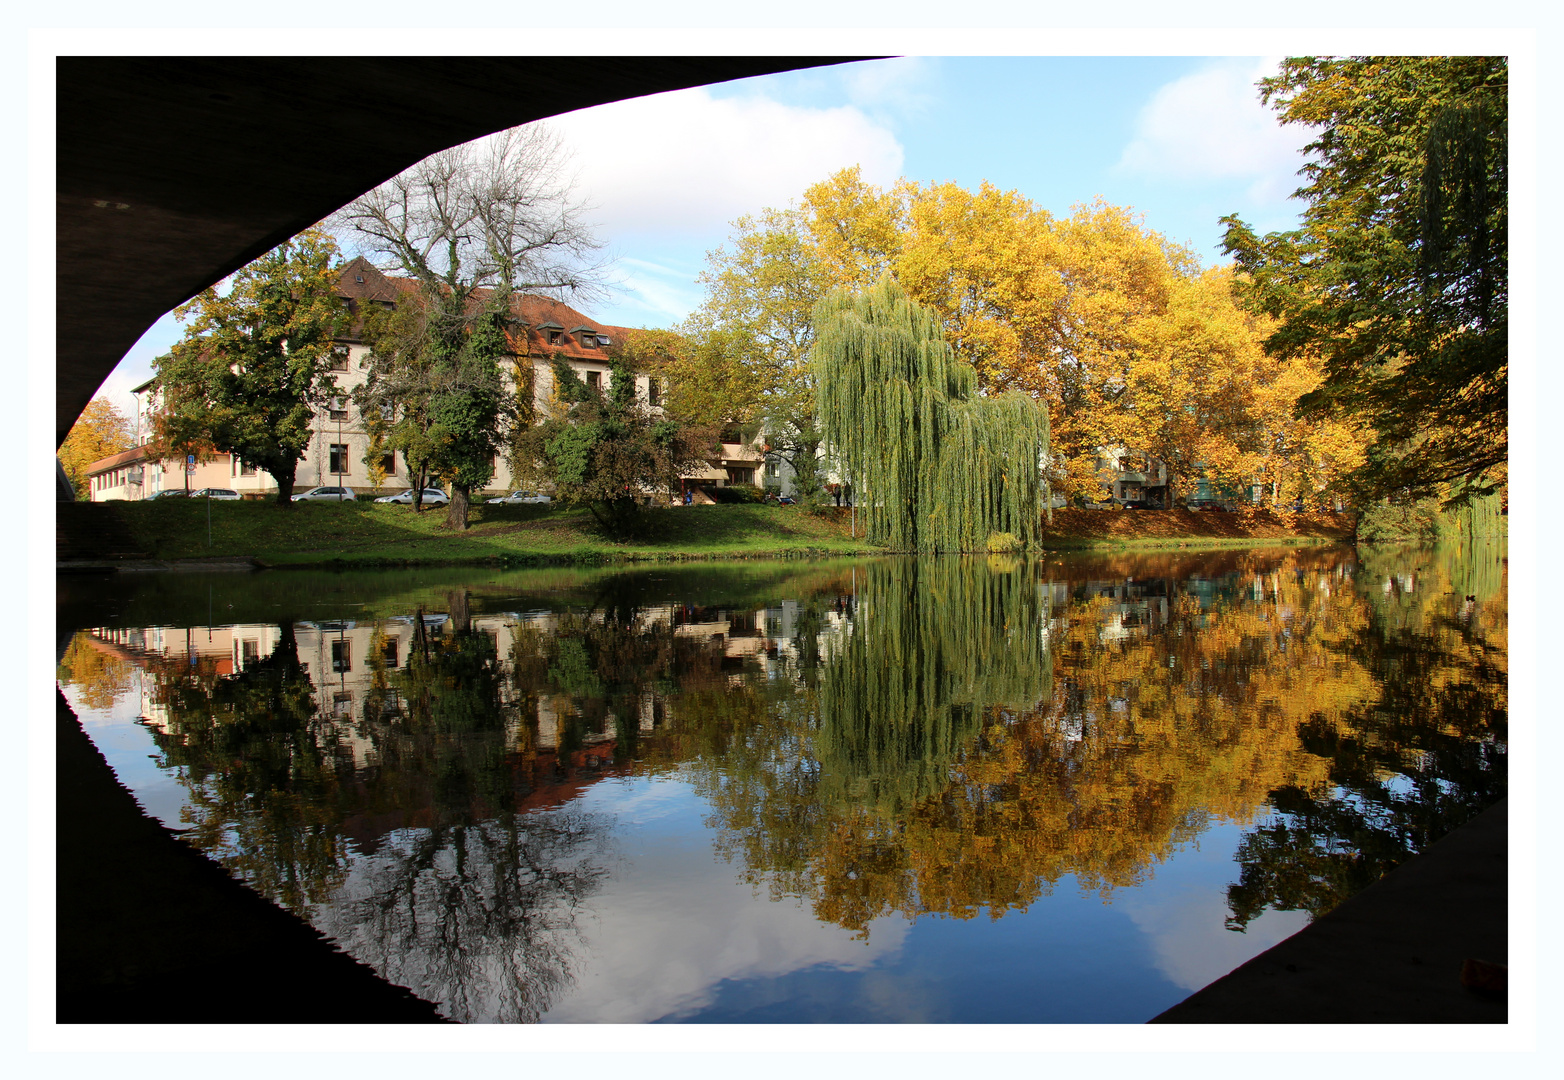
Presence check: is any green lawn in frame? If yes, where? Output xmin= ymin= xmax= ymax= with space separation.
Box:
xmin=95 ymin=498 xmax=882 ymax=566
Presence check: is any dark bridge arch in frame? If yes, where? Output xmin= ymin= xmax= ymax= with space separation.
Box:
xmin=57 ymin=56 xmax=866 ymax=447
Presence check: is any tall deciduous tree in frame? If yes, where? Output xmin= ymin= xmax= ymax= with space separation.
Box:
xmin=1219 ymin=56 xmax=1507 ymax=506
xmin=58 ymin=397 xmax=134 ymax=499
xmin=682 ymin=207 xmax=834 ymax=506
xmin=153 ymin=228 xmax=345 ymax=504
xmin=337 ymin=125 xmax=606 ymax=529
xmin=815 ymin=277 xmax=1050 ymax=553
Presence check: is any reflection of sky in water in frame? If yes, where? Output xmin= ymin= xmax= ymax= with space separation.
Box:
xmin=63 ymin=675 xmax=190 ymax=830
xmin=543 ymin=779 xmax=909 ymax=1023
xmin=63 ymin=674 xmax=1299 ymax=1024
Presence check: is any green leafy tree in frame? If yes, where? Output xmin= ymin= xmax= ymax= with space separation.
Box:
xmin=152 ymin=227 xmax=345 ymax=504
xmin=1220 ymin=56 xmax=1507 ymax=506
xmin=522 ymin=357 xmax=712 ymax=537
xmin=337 ymin=126 xmax=605 ymax=529
xmin=683 ymin=207 xmax=835 ymax=507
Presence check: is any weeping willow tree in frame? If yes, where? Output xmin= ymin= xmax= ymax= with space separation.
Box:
xmin=815 ymin=277 xmax=1051 ymax=552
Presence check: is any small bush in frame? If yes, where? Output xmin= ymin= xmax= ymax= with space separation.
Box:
xmin=986 ymin=531 xmax=1023 ymax=553
xmin=711 ymin=483 xmax=764 ymax=504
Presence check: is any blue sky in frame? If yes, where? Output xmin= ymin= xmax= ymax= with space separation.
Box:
xmin=98 ymin=55 xmax=1319 ymax=417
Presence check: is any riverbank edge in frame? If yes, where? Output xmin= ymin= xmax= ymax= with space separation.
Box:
xmin=55 ymin=533 xmax=1360 ymax=573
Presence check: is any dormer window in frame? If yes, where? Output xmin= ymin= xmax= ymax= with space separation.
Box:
xmin=548 ymin=330 xmax=561 ymax=345
xmin=580 ymin=333 xmax=596 ymax=349
xmin=597 ymin=334 xmax=611 ymax=346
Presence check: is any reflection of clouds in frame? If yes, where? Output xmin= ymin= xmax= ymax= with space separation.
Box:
xmin=1120 ymin=828 xmax=1311 ymax=992
xmin=544 ymin=781 xmax=907 ymax=1023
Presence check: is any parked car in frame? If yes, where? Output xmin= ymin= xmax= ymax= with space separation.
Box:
xmin=1184 ymin=499 xmax=1229 ymax=512
xmin=148 ymin=489 xmax=188 ymax=499
xmin=375 ymin=488 xmax=449 ymax=505
xmin=1117 ymin=499 xmax=1161 ymax=510
xmin=292 ymin=486 xmax=358 ymax=502
xmin=190 ymin=488 xmax=241 ymax=500
xmin=485 ymin=490 xmax=550 ymax=505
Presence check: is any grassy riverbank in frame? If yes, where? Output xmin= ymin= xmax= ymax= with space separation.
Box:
xmin=57 ymin=499 xmax=1358 ymax=569
xmin=59 ymin=499 xmax=879 ymax=566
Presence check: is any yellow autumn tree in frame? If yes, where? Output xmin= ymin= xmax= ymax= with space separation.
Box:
xmin=59 ymin=397 xmax=135 ymax=498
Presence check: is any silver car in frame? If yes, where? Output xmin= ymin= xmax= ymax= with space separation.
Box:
xmin=487 ymin=490 xmax=552 ymax=505
xmin=190 ymin=488 xmax=241 ymax=500
xmin=292 ymin=486 xmax=358 ymax=502
xmin=374 ymin=488 xmax=450 ymax=505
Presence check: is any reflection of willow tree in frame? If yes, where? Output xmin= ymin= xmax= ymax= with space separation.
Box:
xmin=673 ymin=550 xmax=1478 ymax=939
xmin=1226 ymin=544 xmax=1507 ymax=929
xmin=681 ymin=558 xmax=1057 ymax=935
xmin=145 ymin=621 xmax=351 ymax=911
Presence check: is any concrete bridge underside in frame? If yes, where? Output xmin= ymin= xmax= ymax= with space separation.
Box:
xmin=57 ymin=56 xmax=864 ymax=449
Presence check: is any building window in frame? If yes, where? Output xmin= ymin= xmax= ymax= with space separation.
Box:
xmin=329 ymin=347 xmax=350 ymax=372
xmin=586 ymin=370 xmax=602 ymax=393
xmin=766 ymin=459 xmax=779 ymax=478
xmin=327 ymin=397 xmax=349 ymax=421
xmin=380 ymin=452 xmax=396 ymax=477
xmin=579 ymin=333 xmax=596 ymax=348
xmin=381 ymin=638 xmax=399 ymax=668
xmin=329 ymin=444 xmax=349 ymax=474
xmin=331 ymin=640 xmax=351 ymax=673
xmin=548 ymin=330 xmax=561 ymax=345
xmin=647 ymin=378 xmax=660 ymax=406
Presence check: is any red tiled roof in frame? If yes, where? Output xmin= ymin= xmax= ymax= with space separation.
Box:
xmin=336 ymin=263 xmax=635 ymax=362
xmin=83 ymin=445 xmax=149 ymax=475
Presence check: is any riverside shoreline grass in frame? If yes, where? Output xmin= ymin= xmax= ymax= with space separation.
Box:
xmin=61 ymin=500 xmax=881 ymax=567
xmin=58 ymin=500 xmax=1358 ymax=569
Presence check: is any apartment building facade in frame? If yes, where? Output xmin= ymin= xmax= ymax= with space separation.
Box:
xmin=89 ymin=258 xmax=762 ymax=502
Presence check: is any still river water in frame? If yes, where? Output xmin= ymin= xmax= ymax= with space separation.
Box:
xmin=56 ymin=544 xmax=1507 ymax=1023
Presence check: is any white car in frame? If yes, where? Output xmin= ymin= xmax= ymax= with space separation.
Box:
xmin=375 ymin=488 xmax=450 ymax=505
xmin=190 ymin=488 xmax=241 ymax=500
xmin=292 ymin=486 xmax=358 ymax=502
xmin=487 ymin=490 xmax=552 ymax=505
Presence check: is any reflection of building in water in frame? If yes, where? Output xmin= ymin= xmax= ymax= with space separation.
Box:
xmin=86 ymin=598 xmax=857 ymax=770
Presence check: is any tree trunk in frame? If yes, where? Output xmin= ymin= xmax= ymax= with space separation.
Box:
xmin=448 ymin=589 xmax=470 ymax=635
xmin=447 ymin=486 xmax=470 ymax=530
xmin=273 ymin=467 xmax=296 ymax=506
xmin=412 ymin=464 xmax=428 ymax=512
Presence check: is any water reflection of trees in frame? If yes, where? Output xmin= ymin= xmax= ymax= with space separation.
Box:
xmin=140 ymin=594 xmax=614 ymax=1022
xmin=93 ymin=546 xmax=1507 ymax=1013
xmin=1225 ymin=543 xmax=1507 ymax=928
xmin=656 ymin=547 xmax=1504 ymax=939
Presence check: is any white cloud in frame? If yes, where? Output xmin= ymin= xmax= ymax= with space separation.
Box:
xmin=1115 ymin=57 xmax=1315 ymax=190
xmin=542 ymin=819 xmax=909 ymax=1023
xmin=544 ymin=86 xmax=905 ymax=242
xmin=840 ymin=56 xmax=938 ymax=117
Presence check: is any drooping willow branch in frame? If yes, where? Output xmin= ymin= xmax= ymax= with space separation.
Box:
xmin=815 ymin=276 xmax=1051 ymax=552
